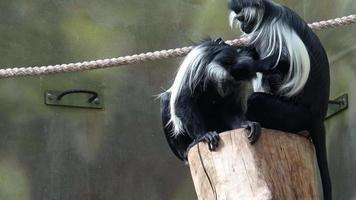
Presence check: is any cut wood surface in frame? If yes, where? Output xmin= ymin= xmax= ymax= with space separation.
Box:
xmin=187 ymin=128 xmax=320 ymax=200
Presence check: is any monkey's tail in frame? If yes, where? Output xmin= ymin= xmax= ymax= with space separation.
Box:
xmin=311 ymin=122 xmax=332 ymax=200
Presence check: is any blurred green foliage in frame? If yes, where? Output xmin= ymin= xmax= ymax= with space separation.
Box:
xmin=0 ymin=0 xmax=355 ymax=199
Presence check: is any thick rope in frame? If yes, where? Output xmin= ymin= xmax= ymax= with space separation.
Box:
xmin=0 ymin=14 xmax=355 ymax=78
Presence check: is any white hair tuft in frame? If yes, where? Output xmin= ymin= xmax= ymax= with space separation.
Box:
xmin=230 ymin=6 xmax=310 ymax=97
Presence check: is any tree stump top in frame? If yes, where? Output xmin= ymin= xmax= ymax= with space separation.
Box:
xmin=188 ymin=128 xmax=320 ymax=200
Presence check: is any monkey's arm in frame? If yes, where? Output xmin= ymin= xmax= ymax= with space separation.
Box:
xmin=160 ymin=92 xmax=193 ymax=161
xmin=231 ymin=47 xmax=290 ymax=75
xmin=246 ymin=92 xmax=312 ymax=133
xmin=254 ymin=53 xmax=290 ymax=74
xmin=174 ymin=90 xmax=221 ymax=151
xmin=161 ymin=90 xmax=220 ymax=160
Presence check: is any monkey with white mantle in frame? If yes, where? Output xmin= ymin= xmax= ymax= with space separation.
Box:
xmin=228 ymin=0 xmax=332 ymax=199
xmin=160 ymin=39 xmax=261 ymax=161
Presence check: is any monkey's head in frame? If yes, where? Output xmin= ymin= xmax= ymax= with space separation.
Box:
xmin=228 ymin=0 xmax=265 ymax=34
xmin=229 ymin=0 xmax=311 ymax=97
xmin=204 ymin=39 xmax=257 ymax=81
xmin=171 ymin=39 xmax=256 ymax=98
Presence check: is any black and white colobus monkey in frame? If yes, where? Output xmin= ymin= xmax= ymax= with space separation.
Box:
xmin=228 ymin=0 xmax=332 ymax=199
xmin=160 ymin=39 xmax=260 ymax=161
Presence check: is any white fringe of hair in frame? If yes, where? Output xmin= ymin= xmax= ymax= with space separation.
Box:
xmin=229 ymin=7 xmax=264 ymax=36
xmin=252 ymin=72 xmax=266 ymax=92
xmin=230 ymin=7 xmax=310 ymax=97
xmin=166 ymin=46 xmax=230 ymax=136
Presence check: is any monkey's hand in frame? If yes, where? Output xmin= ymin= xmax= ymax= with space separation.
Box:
xmin=185 ymin=131 xmax=220 ymax=159
xmin=242 ymin=121 xmax=261 ymax=144
xmin=231 ymin=57 xmax=257 ymax=81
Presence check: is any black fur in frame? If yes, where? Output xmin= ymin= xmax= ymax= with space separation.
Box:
xmin=229 ymin=0 xmax=332 ymax=199
xmin=160 ymin=39 xmax=259 ymax=161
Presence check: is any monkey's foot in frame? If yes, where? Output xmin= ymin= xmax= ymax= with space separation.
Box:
xmin=242 ymin=121 xmax=261 ymax=144
xmin=201 ymin=131 xmax=220 ymax=151
xmin=186 ymin=131 xmax=220 ymax=154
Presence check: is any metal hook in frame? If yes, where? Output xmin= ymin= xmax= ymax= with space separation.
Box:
xmin=325 ymin=94 xmax=348 ymax=120
xmin=328 ymin=100 xmax=345 ymax=106
xmin=45 ymin=89 xmax=103 ymax=109
xmin=56 ymin=89 xmax=98 ymax=103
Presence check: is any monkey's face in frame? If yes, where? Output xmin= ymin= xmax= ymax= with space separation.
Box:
xmin=228 ymin=0 xmax=264 ymax=34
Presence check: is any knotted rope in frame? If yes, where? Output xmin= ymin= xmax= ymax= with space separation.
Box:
xmin=0 ymin=14 xmax=355 ymax=78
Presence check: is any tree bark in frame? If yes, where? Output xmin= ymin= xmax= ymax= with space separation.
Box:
xmin=187 ymin=128 xmax=320 ymax=200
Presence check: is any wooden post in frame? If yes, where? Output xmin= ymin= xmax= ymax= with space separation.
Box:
xmin=187 ymin=128 xmax=320 ymax=200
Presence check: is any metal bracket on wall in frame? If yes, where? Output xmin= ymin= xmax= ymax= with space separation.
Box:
xmin=45 ymin=89 xmax=103 ymax=109
xmin=325 ymin=93 xmax=348 ymax=120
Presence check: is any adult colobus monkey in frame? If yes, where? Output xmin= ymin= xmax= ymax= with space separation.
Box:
xmin=228 ymin=0 xmax=332 ymax=199
xmin=160 ymin=39 xmax=260 ymax=160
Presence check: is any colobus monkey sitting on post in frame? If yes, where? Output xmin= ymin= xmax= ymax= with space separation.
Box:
xmin=229 ymin=0 xmax=332 ymax=199
xmin=160 ymin=39 xmax=260 ymax=161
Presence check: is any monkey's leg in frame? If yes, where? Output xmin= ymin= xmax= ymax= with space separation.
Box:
xmin=246 ymin=92 xmax=312 ymax=134
xmin=160 ymin=93 xmax=220 ymax=161
xmin=175 ymin=96 xmax=221 ymax=155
